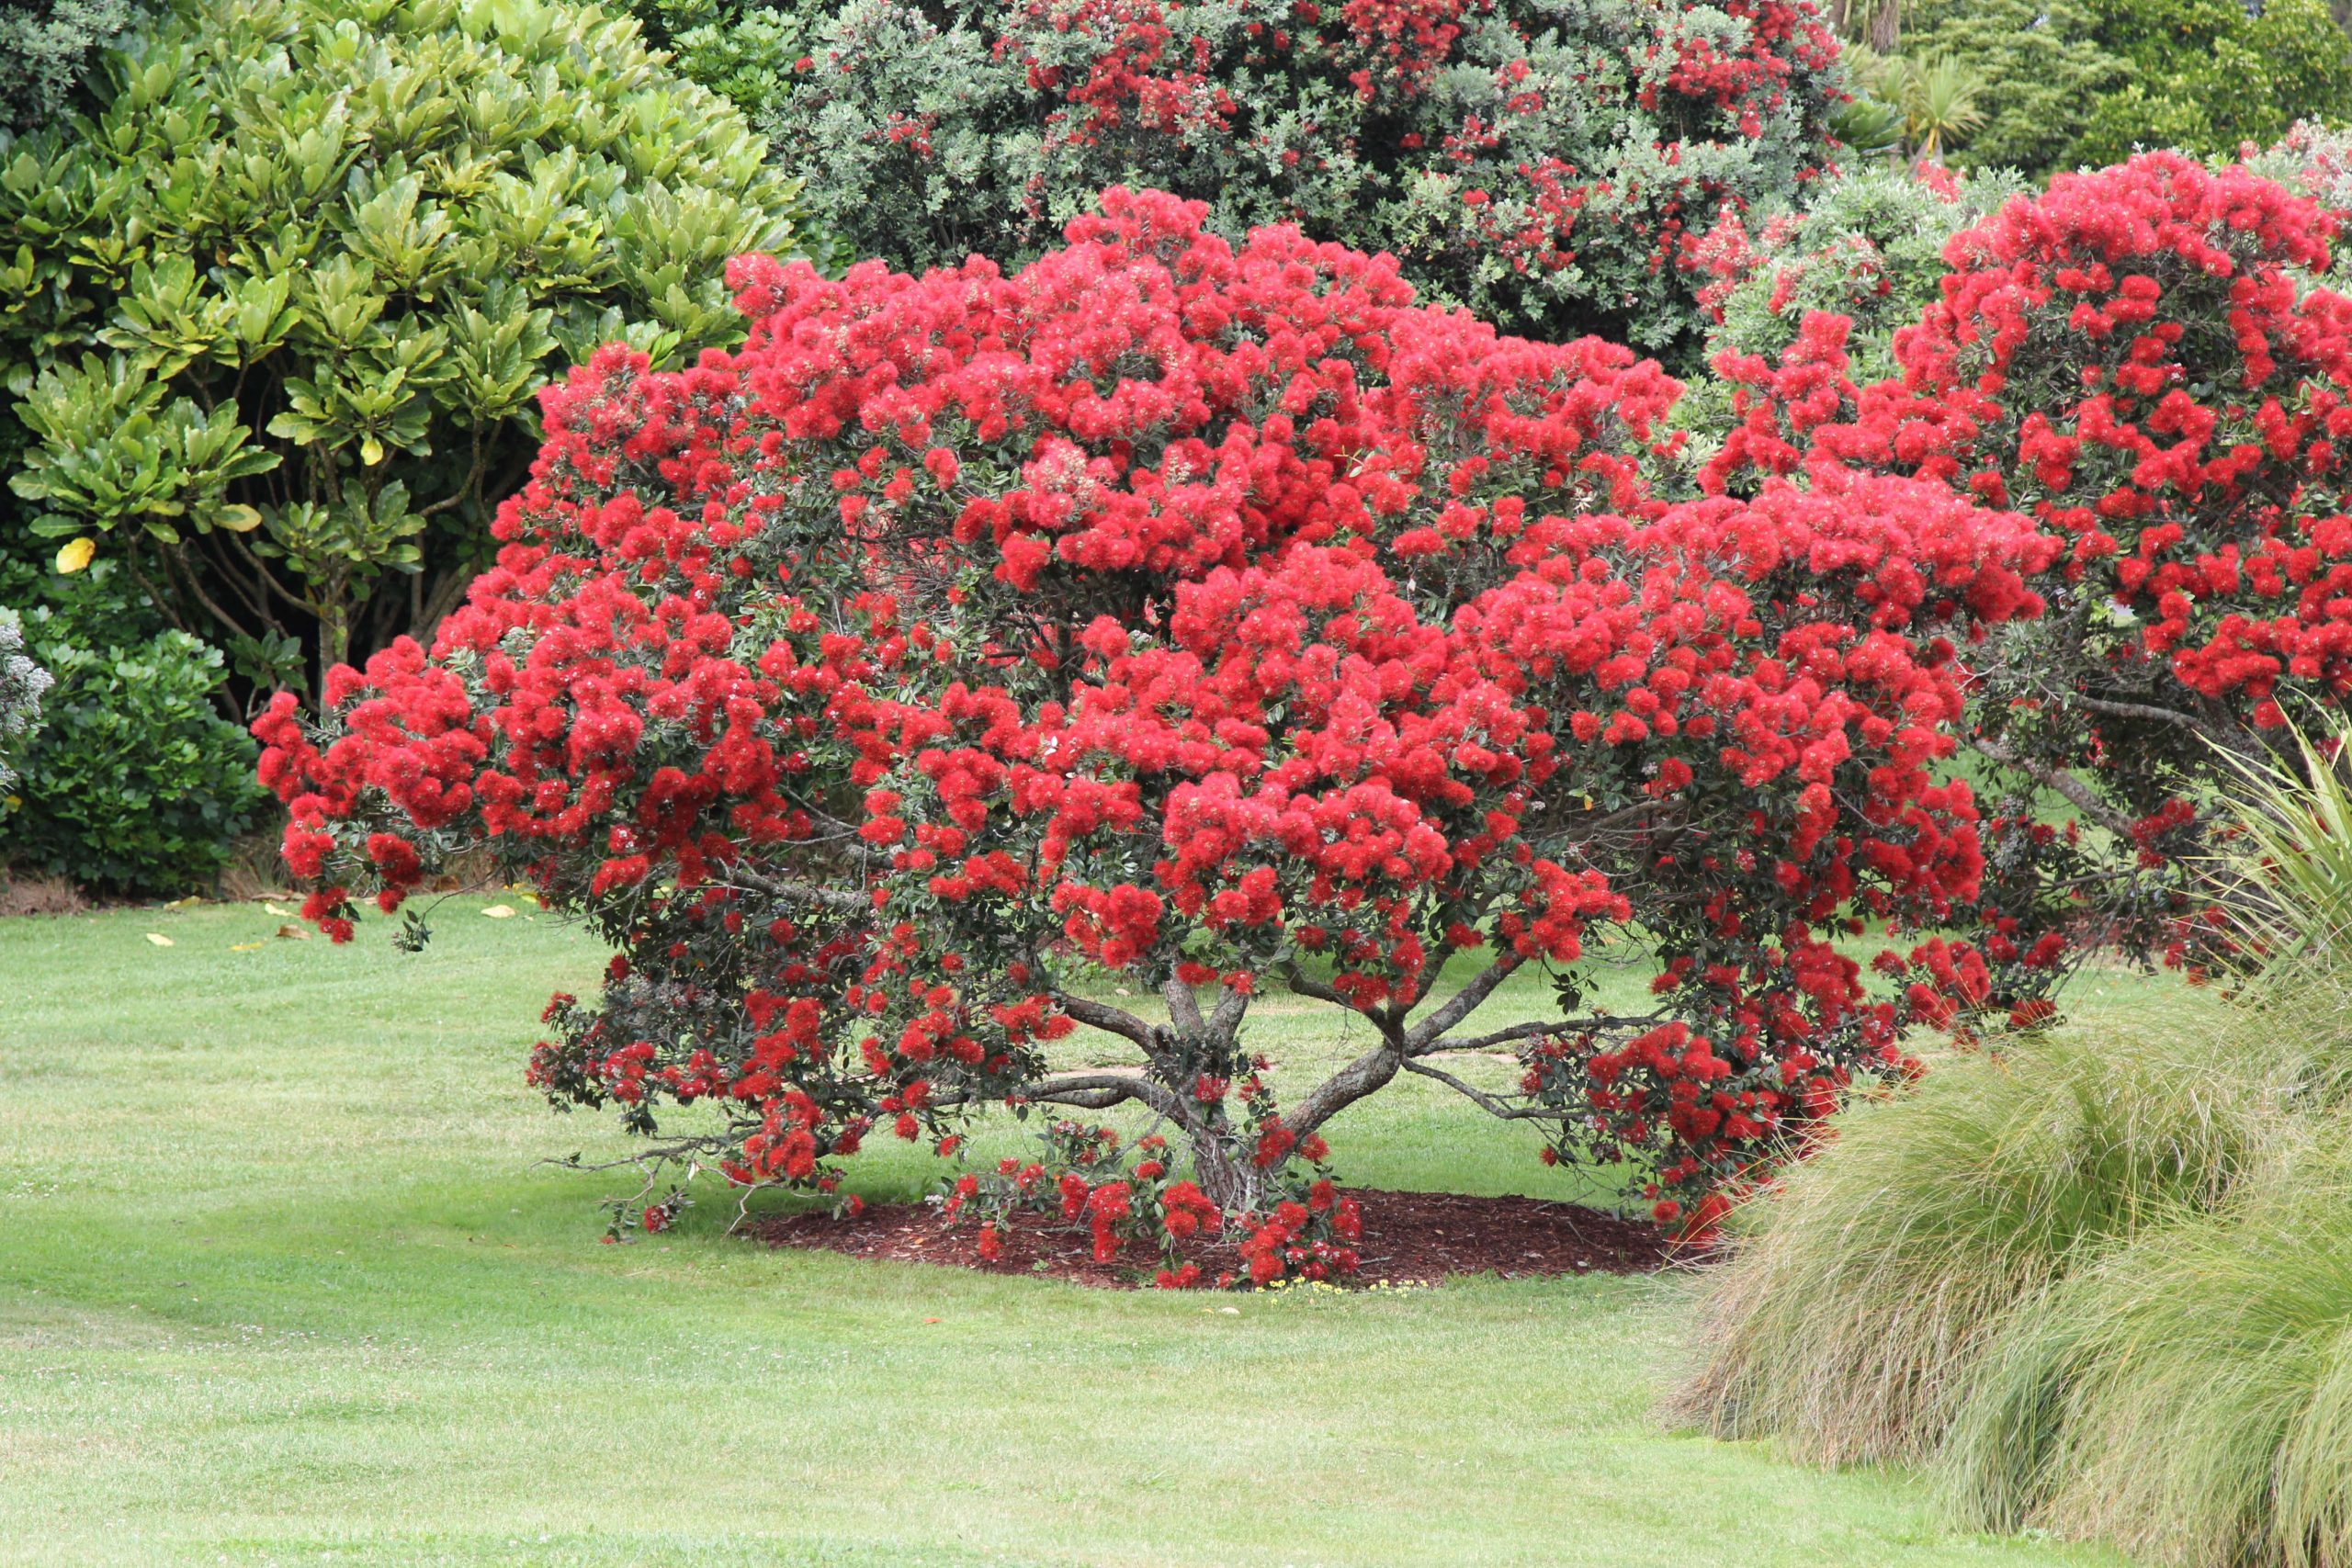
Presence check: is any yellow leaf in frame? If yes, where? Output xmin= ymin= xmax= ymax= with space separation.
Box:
xmin=481 ymin=904 xmax=515 ymax=919
xmin=229 ymin=942 xmax=264 ymax=953
xmin=361 ymin=435 xmax=386 ymax=467
xmin=144 ymin=932 xmax=175 ymax=947
xmin=54 ymin=537 xmax=96 ymax=574
xmin=218 ymin=504 xmax=263 ymax=533
xmin=163 ymin=896 xmax=201 ymax=909
xmin=264 ymin=902 xmax=295 ymax=917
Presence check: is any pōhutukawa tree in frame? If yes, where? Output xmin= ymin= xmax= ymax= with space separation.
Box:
xmin=256 ymin=189 xmax=2052 ymax=1263
xmin=1702 ymin=151 xmax=2352 ymax=1010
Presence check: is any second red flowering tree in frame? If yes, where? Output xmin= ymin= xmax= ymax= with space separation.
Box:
xmin=1704 ymin=150 xmax=2352 ymax=1008
xmin=255 ymin=189 xmax=2055 ymax=1242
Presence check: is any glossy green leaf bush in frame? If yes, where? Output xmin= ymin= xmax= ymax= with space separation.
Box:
xmin=0 ymin=0 xmax=821 ymax=683
xmin=2 ymin=570 xmax=265 ymax=893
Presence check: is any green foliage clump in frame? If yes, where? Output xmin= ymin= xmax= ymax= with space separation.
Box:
xmin=1682 ymin=161 xmax=2024 ymax=433
xmin=0 ymin=604 xmax=51 ymax=791
xmin=1897 ymin=0 xmax=2127 ymax=176
xmin=2073 ymin=0 xmax=2352 ymax=169
xmin=0 ymin=0 xmax=821 ymax=684
xmin=756 ymin=0 xmax=1843 ymax=357
xmin=1903 ymin=0 xmax=2352 ymax=178
xmin=0 ymin=562 xmax=265 ymax=893
xmin=0 ymin=0 xmax=141 ymax=131
xmin=630 ymin=0 xmax=808 ymax=117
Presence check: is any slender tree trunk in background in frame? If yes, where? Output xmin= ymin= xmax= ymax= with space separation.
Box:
xmin=1869 ymin=0 xmax=1899 ymax=54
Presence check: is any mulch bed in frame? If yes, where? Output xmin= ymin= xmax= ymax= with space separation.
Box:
xmin=752 ymin=1187 xmax=1689 ymax=1289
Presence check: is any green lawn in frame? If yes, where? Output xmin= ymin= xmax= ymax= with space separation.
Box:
xmin=0 ymin=899 xmax=2154 ymax=1566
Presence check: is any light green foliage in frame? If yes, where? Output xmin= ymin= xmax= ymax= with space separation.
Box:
xmin=2074 ymin=0 xmax=2352 ymax=168
xmin=633 ymin=0 xmax=811 ymax=117
xmin=0 ymin=0 xmax=141 ymax=131
xmin=0 ymin=897 xmax=2139 ymax=1566
xmin=0 ymin=604 xmax=50 ymax=790
xmin=1899 ymin=0 xmax=2128 ymax=175
xmin=1904 ymin=0 xmax=2352 ymax=178
xmin=1679 ymin=162 xmax=2024 ymax=437
xmin=0 ymin=0 xmax=820 ymax=678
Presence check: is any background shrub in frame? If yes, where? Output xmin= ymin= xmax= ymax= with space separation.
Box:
xmin=1899 ymin=0 xmax=2352 ymax=178
xmin=0 ymin=0 xmax=141 ymax=131
xmin=0 ymin=604 xmax=50 ymax=791
xmin=0 ymin=0 xmax=822 ymax=699
xmin=763 ymin=0 xmax=1843 ymax=359
xmin=2 ymin=560 xmax=265 ymax=893
xmin=1680 ymin=160 xmax=2023 ymax=432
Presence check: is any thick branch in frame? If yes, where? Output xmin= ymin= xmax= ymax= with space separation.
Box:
xmin=1283 ymin=962 xmax=1349 ymax=1009
xmin=716 ymin=867 xmax=872 ymax=914
xmin=1971 ymin=735 xmax=2137 ymax=839
xmin=1052 ymin=994 xmax=1166 ymax=1056
xmin=1206 ymin=981 xmax=1250 ymax=1040
xmin=1160 ymin=976 xmax=1206 ymax=1037
xmin=1405 ymin=953 xmax=1522 ymax=1050
xmin=1408 ymin=1012 xmax=1668 ymax=1057
xmin=1288 ymin=1036 xmax=1407 ymax=1137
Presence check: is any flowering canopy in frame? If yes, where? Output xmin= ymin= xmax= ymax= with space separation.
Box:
xmin=1706 ymin=151 xmax=2352 ymax=1003
xmin=258 ymin=188 xmax=2056 ymax=1250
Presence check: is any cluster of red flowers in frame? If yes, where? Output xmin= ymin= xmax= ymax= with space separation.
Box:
xmin=944 ymin=1122 xmax=1358 ymax=1286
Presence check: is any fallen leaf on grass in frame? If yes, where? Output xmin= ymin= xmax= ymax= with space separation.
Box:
xmin=275 ymin=924 xmax=310 ymax=941
xmin=263 ymin=902 xmax=295 ymax=918
xmin=162 ymin=896 xmax=201 ymax=910
xmin=144 ymin=932 xmax=175 ymax=947
xmin=481 ymin=904 xmax=516 ymax=919
xmin=229 ymin=942 xmax=264 ymax=953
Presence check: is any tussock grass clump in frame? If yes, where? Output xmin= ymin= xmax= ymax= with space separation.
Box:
xmin=1668 ymin=1024 xmax=2278 ymax=1465
xmin=1942 ymin=1145 xmax=2352 ymax=1567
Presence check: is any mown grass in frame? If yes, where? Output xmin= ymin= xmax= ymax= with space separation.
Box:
xmin=0 ymin=898 xmax=2132 ymax=1566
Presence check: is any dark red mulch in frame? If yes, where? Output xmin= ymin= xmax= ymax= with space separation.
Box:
xmin=752 ymin=1186 xmax=1687 ymax=1289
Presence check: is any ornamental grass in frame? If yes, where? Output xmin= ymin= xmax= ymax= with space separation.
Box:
xmin=1673 ymin=716 xmax=2352 ymax=1565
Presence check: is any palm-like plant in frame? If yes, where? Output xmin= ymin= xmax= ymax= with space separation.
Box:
xmin=1899 ymin=52 xmax=1988 ymax=161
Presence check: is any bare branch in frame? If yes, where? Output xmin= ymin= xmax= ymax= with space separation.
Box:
xmin=1402 ymin=1057 xmax=1566 ymax=1122
xmin=1971 ymin=734 xmax=2138 ymax=839
xmin=1161 ymin=976 xmax=1206 ymax=1037
xmin=1289 ymin=1037 xmax=1407 ymax=1137
xmin=1405 ymin=953 xmax=1522 ymax=1050
xmin=712 ymin=866 xmax=872 ymax=914
xmin=1410 ymin=1012 xmax=1669 ymax=1057
xmin=1051 ymin=994 xmax=1167 ymax=1055
xmin=1283 ymin=962 xmax=1349 ymax=1009
xmin=1206 ymin=981 xmax=1250 ymax=1040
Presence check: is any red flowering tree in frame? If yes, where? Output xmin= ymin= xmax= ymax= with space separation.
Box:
xmin=256 ymin=189 xmax=2053 ymax=1257
xmin=1703 ymin=152 xmax=2352 ymax=1007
